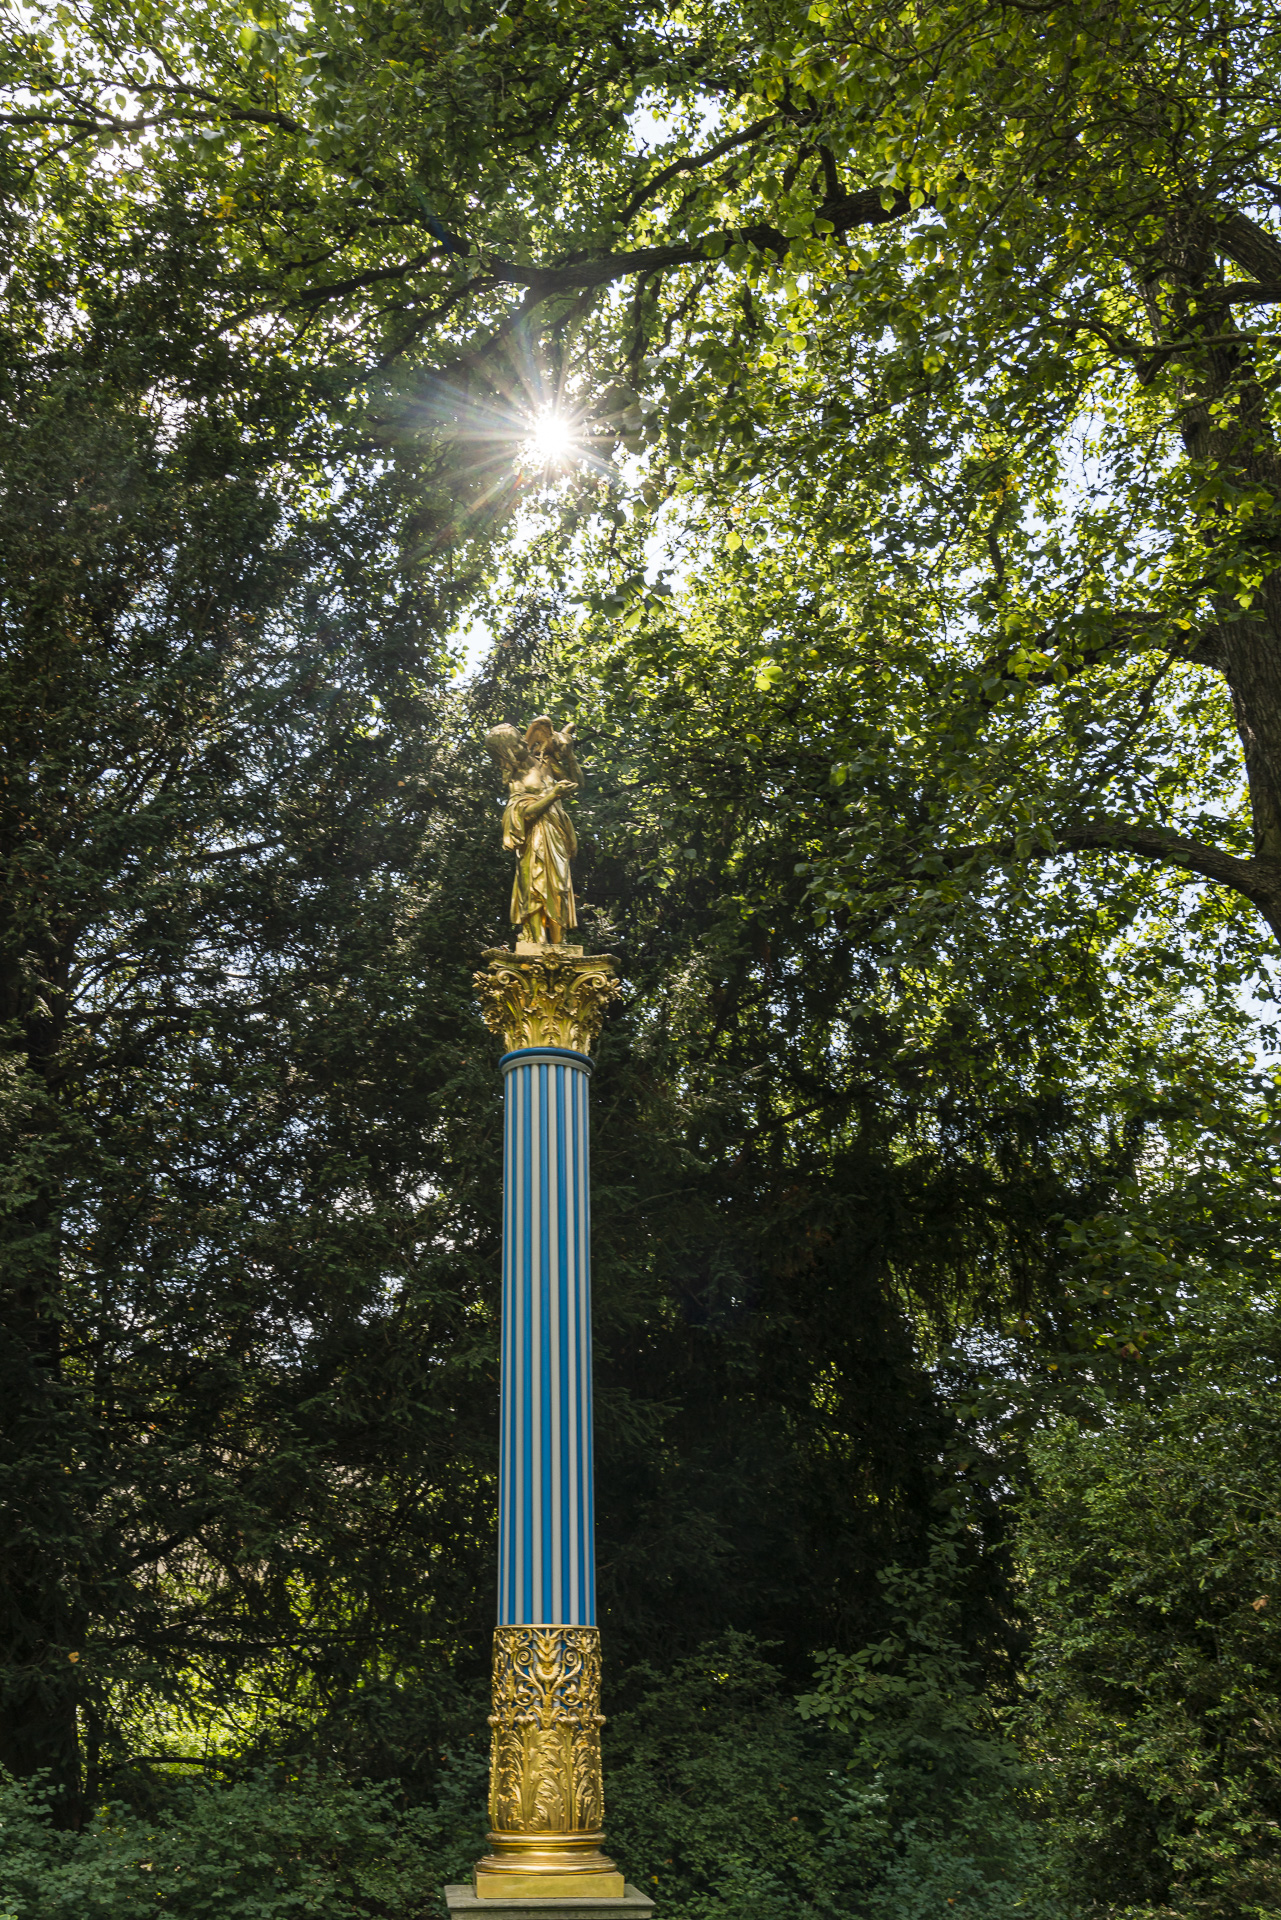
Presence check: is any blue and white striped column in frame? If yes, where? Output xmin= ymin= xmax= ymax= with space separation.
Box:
xmin=497 ymin=1044 xmax=596 ymax=1628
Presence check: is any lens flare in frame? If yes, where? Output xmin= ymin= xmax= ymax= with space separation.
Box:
xmin=528 ymin=411 xmax=573 ymax=463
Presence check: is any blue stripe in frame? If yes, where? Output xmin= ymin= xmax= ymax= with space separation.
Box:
xmin=538 ymin=1065 xmax=551 ymax=1617
xmin=575 ymin=1070 xmax=583 ymax=1621
xmin=521 ymin=1062 xmax=533 ymax=1622
xmin=508 ymin=1073 xmax=515 ymax=1624
xmin=573 ymin=1071 xmax=584 ymax=1619
xmin=587 ymin=1075 xmax=595 ymax=1628
xmin=503 ymin=1082 xmax=514 ymax=1620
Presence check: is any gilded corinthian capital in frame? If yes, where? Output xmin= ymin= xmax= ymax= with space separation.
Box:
xmin=475 ymin=947 xmax=620 ymax=1056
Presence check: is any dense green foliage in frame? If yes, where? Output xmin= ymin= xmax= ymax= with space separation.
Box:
xmin=1021 ymin=1307 xmax=1281 ymax=1920
xmin=0 ymin=1760 xmax=485 ymax=1920
xmin=0 ymin=198 xmax=505 ymax=1808
xmin=0 ymin=1628 xmax=1055 ymax=1920
xmin=2 ymin=0 xmax=1280 ymax=1911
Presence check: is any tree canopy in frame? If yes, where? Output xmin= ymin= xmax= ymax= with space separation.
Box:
xmin=1 ymin=0 xmax=1280 ymax=1912
xmin=7 ymin=0 xmax=1279 ymax=937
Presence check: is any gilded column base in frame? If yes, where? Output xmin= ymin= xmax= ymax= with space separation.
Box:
xmin=476 ymin=1625 xmax=623 ymax=1902
xmin=473 ymin=1832 xmax=625 ymax=1901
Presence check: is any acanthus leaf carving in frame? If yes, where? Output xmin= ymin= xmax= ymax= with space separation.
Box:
xmin=487 ymin=1625 xmax=605 ymax=1835
xmin=475 ymin=950 xmax=621 ymax=1056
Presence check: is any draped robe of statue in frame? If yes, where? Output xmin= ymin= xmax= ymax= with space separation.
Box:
xmin=503 ymin=769 xmax=578 ymax=940
xmin=486 ymin=717 xmax=581 ymax=944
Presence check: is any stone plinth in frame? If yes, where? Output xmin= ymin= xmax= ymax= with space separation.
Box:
xmin=445 ymin=1884 xmax=655 ymax=1919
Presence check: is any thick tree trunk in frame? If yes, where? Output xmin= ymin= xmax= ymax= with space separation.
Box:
xmin=1211 ymin=382 xmax=1281 ymax=877
xmin=1174 ymin=220 xmax=1281 ymax=937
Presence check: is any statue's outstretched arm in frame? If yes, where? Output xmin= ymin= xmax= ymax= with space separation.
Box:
xmin=515 ymin=780 xmax=577 ymax=825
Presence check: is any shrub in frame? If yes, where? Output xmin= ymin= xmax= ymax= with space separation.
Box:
xmin=0 ymin=1752 xmax=487 ymax=1920
xmin=1019 ymin=1311 xmax=1281 ymax=1919
xmin=798 ymin=1525 xmax=1069 ymax=1920
xmin=603 ymin=1632 xmax=849 ymax=1920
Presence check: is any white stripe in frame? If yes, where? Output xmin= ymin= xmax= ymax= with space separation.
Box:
xmin=499 ymin=1085 xmax=509 ymax=1617
xmin=531 ymin=1065 xmax=544 ymax=1617
xmin=581 ymin=1071 xmax=591 ymax=1623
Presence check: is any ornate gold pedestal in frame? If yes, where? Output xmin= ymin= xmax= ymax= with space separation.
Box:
xmin=472 ymin=946 xmax=625 ymax=1904
xmin=474 ymin=1625 xmax=624 ymax=1901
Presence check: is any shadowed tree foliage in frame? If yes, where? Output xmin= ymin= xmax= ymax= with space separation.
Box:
xmin=0 ymin=197 xmax=516 ymax=1810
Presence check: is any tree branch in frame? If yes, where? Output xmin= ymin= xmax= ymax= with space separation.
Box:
xmin=260 ymin=184 xmax=914 ymax=378
xmin=1213 ymin=207 xmax=1281 ymax=284
xmin=474 ymin=185 xmax=911 ymax=298
xmin=951 ymin=819 xmax=1281 ymax=933
xmin=1220 ymin=281 xmax=1281 ymax=304
xmin=618 ymin=115 xmax=782 ymax=224
xmin=978 ymin=611 xmax=1227 ymax=687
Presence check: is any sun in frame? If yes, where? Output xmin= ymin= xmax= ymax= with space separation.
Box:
xmin=527 ymin=410 xmax=574 ymax=463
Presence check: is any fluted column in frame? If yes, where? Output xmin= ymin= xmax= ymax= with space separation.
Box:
xmin=472 ymin=947 xmax=622 ymax=1903
xmin=497 ymin=1047 xmax=596 ymax=1630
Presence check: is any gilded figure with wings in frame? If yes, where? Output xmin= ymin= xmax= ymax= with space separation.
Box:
xmin=485 ymin=717 xmax=581 ymax=945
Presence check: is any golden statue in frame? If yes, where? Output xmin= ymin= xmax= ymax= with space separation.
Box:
xmin=485 ymin=717 xmax=581 ymax=946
